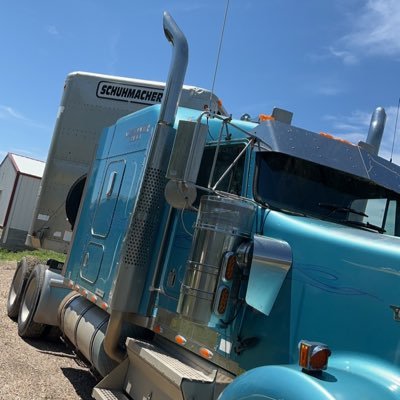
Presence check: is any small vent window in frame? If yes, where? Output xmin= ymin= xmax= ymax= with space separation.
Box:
xmin=195 ymin=144 xmax=245 ymax=203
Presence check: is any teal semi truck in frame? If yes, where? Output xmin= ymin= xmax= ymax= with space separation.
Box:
xmin=7 ymin=12 xmax=400 ymax=400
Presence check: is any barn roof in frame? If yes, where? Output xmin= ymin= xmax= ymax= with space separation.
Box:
xmin=7 ymin=153 xmax=45 ymax=178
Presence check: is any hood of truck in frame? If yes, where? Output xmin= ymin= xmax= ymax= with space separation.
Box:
xmin=261 ymin=209 xmax=400 ymax=365
xmin=219 ymin=354 xmax=400 ymax=400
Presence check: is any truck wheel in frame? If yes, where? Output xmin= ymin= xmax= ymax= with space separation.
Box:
xmin=18 ymin=264 xmax=48 ymax=338
xmin=7 ymin=256 xmax=40 ymax=319
xmin=65 ymin=174 xmax=87 ymax=230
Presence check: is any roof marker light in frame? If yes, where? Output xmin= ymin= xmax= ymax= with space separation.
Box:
xmin=259 ymin=114 xmax=275 ymax=122
xmin=319 ymin=132 xmax=353 ymax=145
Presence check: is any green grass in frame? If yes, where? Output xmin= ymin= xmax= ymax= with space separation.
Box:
xmin=0 ymin=248 xmax=66 ymax=263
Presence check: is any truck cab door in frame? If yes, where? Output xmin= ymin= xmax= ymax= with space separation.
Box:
xmin=80 ymin=160 xmax=126 ymax=284
xmin=92 ymin=160 xmax=126 ymax=237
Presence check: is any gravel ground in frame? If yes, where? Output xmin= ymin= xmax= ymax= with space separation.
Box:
xmin=0 ymin=261 xmax=98 ymax=399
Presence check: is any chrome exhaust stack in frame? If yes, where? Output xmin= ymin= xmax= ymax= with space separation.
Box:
xmin=103 ymin=11 xmax=189 ymax=363
xmin=364 ymin=107 xmax=387 ymax=155
xmin=159 ymin=11 xmax=189 ymax=126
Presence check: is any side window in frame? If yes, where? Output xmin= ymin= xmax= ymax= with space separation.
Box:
xmin=196 ymin=144 xmax=245 ymax=202
xmin=384 ymin=200 xmax=397 ymax=235
xmin=350 ymin=198 xmax=397 ymax=236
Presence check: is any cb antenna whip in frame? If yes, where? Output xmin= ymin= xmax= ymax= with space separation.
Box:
xmin=209 ymin=0 xmax=230 ymax=112
xmin=390 ymin=97 xmax=400 ymax=162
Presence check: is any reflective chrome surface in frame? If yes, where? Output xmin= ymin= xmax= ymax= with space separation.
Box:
xmin=178 ymin=196 xmax=256 ymax=323
xmin=246 ymin=234 xmax=292 ymax=315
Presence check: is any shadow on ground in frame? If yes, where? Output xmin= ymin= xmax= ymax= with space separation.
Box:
xmin=24 ymin=332 xmax=75 ymax=358
xmin=25 ymin=335 xmax=99 ymax=399
xmin=61 ymin=367 xmax=98 ymax=400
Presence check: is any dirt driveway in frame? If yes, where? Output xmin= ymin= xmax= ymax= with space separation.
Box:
xmin=0 ymin=261 xmax=98 ymax=399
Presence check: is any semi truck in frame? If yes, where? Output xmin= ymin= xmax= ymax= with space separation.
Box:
xmin=7 ymin=11 xmax=400 ymax=400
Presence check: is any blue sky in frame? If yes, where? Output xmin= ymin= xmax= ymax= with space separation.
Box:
xmin=0 ymin=0 xmax=399 ymax=163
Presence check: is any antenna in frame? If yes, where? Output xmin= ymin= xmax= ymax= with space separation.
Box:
xmin=390 ymin=97 xmax=400 ymax=162
xmin=209 ymin=0 xmax=230 ymax=112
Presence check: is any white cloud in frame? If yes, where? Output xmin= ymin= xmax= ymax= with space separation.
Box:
xmin=308 ymin=76 xmax=346 ymax=97
xmin=310 ymin=1 xmax=400 ymax=64
xmin=316 ymin=84 xmax=345 ymax=96
xmin=0 ymin=105 xmax=26 ymax=120
xmin=342 ymin=0 xmax=400 ymax=58
xmin=0 ymin=104 xmax=49 ymax=130
xmin=324 ymin=110 xmax=370 ymax=140
xmin=324 ymin=104 xmax=400 ymax=162
xmin=46 ymin=25 xmax=59 ymax=35
xmin=328 ymin=47 xmax=358 ymax=65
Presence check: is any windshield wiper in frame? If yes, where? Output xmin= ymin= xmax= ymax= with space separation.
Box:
xmin=318 ymin=202 xmax=368 ymax=218
xmin=338 ymin=219 xmax=386 ymax=234
xmin=260 ymin=200 xmax=307 ymax=217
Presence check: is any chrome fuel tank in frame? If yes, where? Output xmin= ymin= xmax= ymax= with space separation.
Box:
xmin=59 ymin=294 xmax=116 ymax=377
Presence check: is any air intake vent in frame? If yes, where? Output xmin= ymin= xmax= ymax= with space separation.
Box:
xmin=123 ymin=167 xmax=166 ymax=266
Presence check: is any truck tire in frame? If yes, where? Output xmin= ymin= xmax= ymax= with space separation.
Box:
xmin=7 ymin=256 xmax=41 ymax=319
xmin=65 ymin=174 xmax=87 ymax=230
xmin=18 ymin=264 xmax=48 ymax=338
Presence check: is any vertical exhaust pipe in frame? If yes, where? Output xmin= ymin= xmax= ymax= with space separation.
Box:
xmin=366 ymin=107 xmax=386 ymax=155
xmin=159 ymin=11 xmax=189 ymax=126
xmin=103 ymin=11 xmax=189 ymax=363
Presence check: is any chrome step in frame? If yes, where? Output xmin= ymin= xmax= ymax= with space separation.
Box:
xmin=127 ymin=338 xmax=215 ymax=386
xmin=92 ymin=388 xmax=130 ymax=400
xmin=93 ymin=338 xmax=232 ymax=400
xmin=123 ymin=338 xmax=223 ymax=400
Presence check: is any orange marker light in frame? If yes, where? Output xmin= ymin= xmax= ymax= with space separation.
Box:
xmin=199 ymin=347 xmax=213 ymax=359
xmin=224 ymin=255 xmax=236 ymax=281
xmin=310 ymin=348 xmax=331 ymax=370
xmin=299 ymin=342 xmax=309 ymax=367
xmin=153 ymin=325 xmax=163 ymax=334
xmin=299 ymin=340 xmax=331 ymax=372
xmin=217 ymin=287 xmax=230 ymax=315
xmin=319 ymin=132 xmax=335 ymax=140
xmin=259 ymin=114 xmax=275 ymax=122
xmin=319 ymin=132 xmax=353 ymax=145
xmin=175 ymin=335 xmax=187 ymax=346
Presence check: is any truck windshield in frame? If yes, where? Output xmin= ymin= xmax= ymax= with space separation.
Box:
xmin=254 ymin=152 xmax=400 ymax=236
